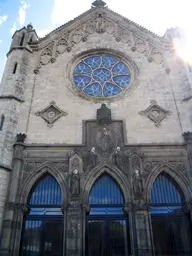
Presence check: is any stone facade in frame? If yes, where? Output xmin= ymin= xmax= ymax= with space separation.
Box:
xmin=0 ymin=2 xmax=192 ymax=256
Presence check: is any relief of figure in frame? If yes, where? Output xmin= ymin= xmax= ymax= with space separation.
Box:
xmin=99 ymin=127 xmax=111 ymax=153
xmin=133 ymin=169 xmax=143 ymax=197
xmin=71 ymin=169 xmax=80 ymax=195
xmin=90 ymin=147 xmax=97 ymax=167
xmin=113 ymin=147 xmax=129 ymax=174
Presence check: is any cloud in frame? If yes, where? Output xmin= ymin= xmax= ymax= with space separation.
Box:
xmin=36 ymin=28 xmax=52 ymax=38
xmin=18 ymin=1 xmax=30 ymax=26
xmin=0 ymin=40 xmax=2 ymax=44
xmin=0 ymin=15 xmax=7 ymax=25
xmin=10 ymin=23 xmax=17 ymax=35
xmin=51 ymin=0 xmax=89 ymax=26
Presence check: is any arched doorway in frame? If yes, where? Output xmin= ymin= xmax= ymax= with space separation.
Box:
xmin=86 ymin=174 xmax=131 ymax=256
xmin=20 ymin=174 xmax=63 ymax=256
xmin=150 ymin=172 xmax=192 ymax=255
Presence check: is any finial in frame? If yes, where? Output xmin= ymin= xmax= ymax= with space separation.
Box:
xmin=27 ymin=23 xmax=33 ymax=31
xmin=92 ymin=0 xmax=107 ymax=7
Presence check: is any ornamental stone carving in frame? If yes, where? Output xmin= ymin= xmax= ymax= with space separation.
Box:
xmin=40 ymin=48 xmax=52 ymax=65
xmin=183 ymin=132 xmax=192 ymax=143
xmin=139 ymin=100 xmax=171 ymax=126
xmin=97 ymin=103 xmax=112 ymax=124
xmin=34 ymin=8 xmax=169 ymax=72
xmin=56 ymin=37 xmax=68 ymax=54
xmin=35 ymin=101 xmax=67 ymax=127
xmin=16 ymin=133 xmax=26 ymax=143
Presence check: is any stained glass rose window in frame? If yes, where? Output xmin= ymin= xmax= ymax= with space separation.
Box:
xmin=73 ymin=55 xmax=131 ymax=98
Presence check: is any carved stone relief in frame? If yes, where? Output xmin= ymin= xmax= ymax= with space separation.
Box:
xmin=139 ymin=100 xmax=171 ymax=126
xmin=35 ymin=101 xmax=68 ymax=127
xmin=71 ymin=169 xmax=80 ymax=195
xmin=56 ymin=37 xmax=68 ymax=55
xmin=40 ymin=48 xmax=52 ymax=65
xmin=112 ymin=147 xmax=130 ymax=174
xmin=34 ymin=8 xmax=170 ymax=73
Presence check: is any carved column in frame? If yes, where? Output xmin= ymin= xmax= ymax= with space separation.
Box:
xmin=183 ymin=132 xmax=192 ymax=176
xmin=133 ymin=204 xmax=153 ymax=256
xmin=66 ymin=199 xmax=82 ymax=256
xmin=66 ymin=152 xmax=84 ymax=256
xmin=0 ymin=134 xmax=26 ymax=256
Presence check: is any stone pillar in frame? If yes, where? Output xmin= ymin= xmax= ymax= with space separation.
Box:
xmin=0 ymin=134 xmax=26 ymax=256
xmin=66 ymin=199 xmax=82 ymax=256
xmin=134 ymin=204 xmax=153 ymax=256
xmin=183 ymin=132 xmax=192 ymax=174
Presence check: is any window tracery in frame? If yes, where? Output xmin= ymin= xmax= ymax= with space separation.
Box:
xmin=73 ymin=55 xmax=131 ymax=98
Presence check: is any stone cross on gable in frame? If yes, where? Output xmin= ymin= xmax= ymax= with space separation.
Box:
xmin=92 ymin=0 xmax=107 ymax=7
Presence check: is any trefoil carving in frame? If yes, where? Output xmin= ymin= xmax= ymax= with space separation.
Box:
xmin=139 ymin=100 xmax=171 ymax=126
xmin=35 ymin=101 xmax=67 ymax=127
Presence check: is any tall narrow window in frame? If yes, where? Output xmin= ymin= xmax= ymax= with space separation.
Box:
xmin=86 ymin=174 xmax=131 ymax=256
xmin=150 ymin=172 xmax=192 ymax=256
xmin=20 ymin=33 xmax=25 ymax=46
xmin=20 ymin=175 xmax=63 ymax=256
xmin=13 ymin=63 xmax=17 ymax=74
xmin=0 ymin=114 xmax=4 ymax=130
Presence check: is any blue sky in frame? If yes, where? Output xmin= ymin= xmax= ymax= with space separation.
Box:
xmin=0 ymin=0 xmax=192 ymax=81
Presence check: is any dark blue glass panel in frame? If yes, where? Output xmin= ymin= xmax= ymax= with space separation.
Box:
xmin=74 ymin=63 xmax=92 ymax=75
xmin=102 ymin=56 xmax=118 ymax=68
xmin=151 ymin=172 xmax=184 ymax=204
xmin=73 ymin=55 xmax=131 ymax=98
xmin=74 ymin=75 xmax=91 ymax=89
xmin=113 ymin=75 xmax=131 ymax=88
xmin=83 ymin=83 xmax=102 ymax=97
xmin=29 ymin=175 xmax=62 ymax=206
xmin=151 ymin=206 xmax=183 ymax=215
xmin=89 ymin=174 xmax=124 ymax=205
xmin=93 ymin=68 xmax=111 ymax=84
xmin=29 ymin=207 xmax=63 ymax=216
xmin=112 ymin=62 xmax=129 ymax=75
xmin=103 ymin=83 xmax=122 ymax=97
xmin=89 ymin=207 xmax=123 ymax=215
xmin=20 ymin=219 xmax=63 ymax=256
xmin=84 ymin=56 xmax=101 ymax=68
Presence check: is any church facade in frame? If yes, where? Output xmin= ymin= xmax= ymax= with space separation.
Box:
xmin=0 ymin=1 xmax=192 ymax=255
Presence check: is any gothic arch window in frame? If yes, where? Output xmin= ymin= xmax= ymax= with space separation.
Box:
xmin=86 ymin=174 xmax=131 ymax=256
xmin=13 ymin=62 xmax=17 ymax=74
xmin=150 ymin=172 xmax=192 ymax=256
xmin=0 ymin=114 xmax=4 ymax=130
xmin=20 ymin=32 xmax=25 ymax=46
xmin=20 ymin=174 xmax=63 ymax=256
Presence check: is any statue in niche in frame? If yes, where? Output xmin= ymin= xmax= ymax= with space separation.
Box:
xmin=83 ymin=147 xmax=99 ymax=171
xmin=89 ymin=147 xmax=98 ymax=167
xmin=99 ymin=127 xmax=111 ymax=153
xmin=113 ymin=147 xmax=129 ymax=173
xmin=133 ymin=169 xmax=143 ymax=197
xmin=71 ymin=169 xmax=80 ymax=195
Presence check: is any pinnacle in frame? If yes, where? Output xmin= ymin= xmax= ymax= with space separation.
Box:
xmin=92 ymin=0 xmax=107 ymax=8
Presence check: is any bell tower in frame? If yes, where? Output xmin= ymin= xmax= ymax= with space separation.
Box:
xmin=0 ymin=23 xmax=38 ymax=236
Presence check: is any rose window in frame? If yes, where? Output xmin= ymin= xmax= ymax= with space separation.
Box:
xmin=73 ymin=55 xmax=131 ymax=98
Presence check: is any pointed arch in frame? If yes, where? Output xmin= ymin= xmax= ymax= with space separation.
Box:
xmin=19 ymin=165 xmax=67 ymax=204
xmin=82 ymin=165 xmax=130 ymax=204
xmin=145 ymin=163 xmax=192 ymax=202
xmin=28 ymin=174 xmax=62 ymax=206
xmin=150 ymin=172 xmax=185 ymax=204
xmin=89 ymin=174 xmax=124 ymax=205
